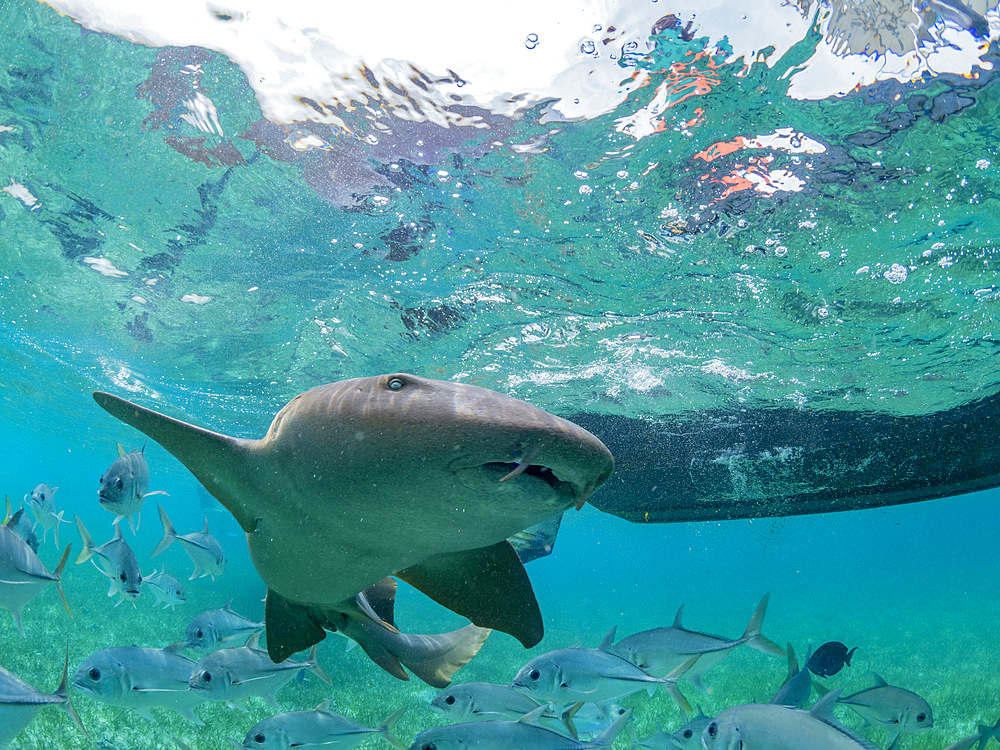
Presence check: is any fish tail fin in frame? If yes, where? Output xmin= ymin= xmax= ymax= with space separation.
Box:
xmin=151 ymin=504 xmax=176 ymax=557
xmin=53 ymin=544 xmax=73 ymax=618
xmin=73 ymin=516 xmax=94 ymax=564
xmin=53 ymin=510 xmax=67 ymax=549
xmin=375 ymin=706 xmax=407 ymax=750
xmin=976 ymin=717 xmax=1000 ymax=749
xmin=662 ymin=654 xmax=698 ymax=716
xmin=305 ymin=644 xmax=333 ymax=685
xmin=740 ymin=593 xmax=785 ymax=656
xmin=587 ymin=708 xmax=632 ymax=749
xmin=56 ymin=645 xmax=88 ymax=740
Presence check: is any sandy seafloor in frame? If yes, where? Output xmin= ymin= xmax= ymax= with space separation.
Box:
xmin=1 ymin=427 xmax=997 ymax=750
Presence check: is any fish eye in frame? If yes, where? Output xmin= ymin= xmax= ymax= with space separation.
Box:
xmin=528 ymin=669 xmax=540 ymax=680
xmin=195 ymin=629 xmax=203 ymax=638
xmin=683 ymin=730 xmax=693 ymax=738
xmin=89 ymin=667 xmax=101 ymax=681
xmin=444 ymin=694 xmax=455 ymax=705
xmin=115 ymin=478 xmax=124 ymax=490
xmin=254 ymin=733 xmax=265 ymax=744
xmin=421 ymin=745 xmax=436 ymax=750
xmin=202 ymin=672 xmax=212 ymax=683
xmin=387 ymin=376 xmax=406 ymax=391
xmin=707 ymin=723 xmax=718 ymax=738
xmin=917 ymin=713 xmax=927 ymax=722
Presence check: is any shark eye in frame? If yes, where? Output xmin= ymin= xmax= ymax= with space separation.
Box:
xmin=387 ymin=376 xmax=406 ymax=391
xmin=707 ymin=723 xmax=718 ymax=738
xmin=253 ymin=733 xmax=265 ymax=744
xmin=444 ymin=695 xmax=455 ymax=705
xmin=528 ymin=669 xmax=540 ymax=680
xmin=89 ymin=667 xmax=101 ymax=681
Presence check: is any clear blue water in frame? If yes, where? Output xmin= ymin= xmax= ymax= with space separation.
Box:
xmin=2 ymin=0 xmax=1000 ymax=747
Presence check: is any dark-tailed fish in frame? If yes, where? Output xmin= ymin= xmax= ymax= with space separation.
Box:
xmin=240 ymin=701 xmax=406 ymax=750
xmin=827 ymin=673 xmax=933 ymax=739
xmin=975 ymin=718 xmax=1000 ymax=750
xmin=330 ymin=577 xmax=490 ymax=687
xmin=92 ymin=374 xmax=614 ymax=667
xmin=631 ymin=706 xmax=714 ymax=750
xmin=770 ymin=643 xmax=813 ymax=709
xmin=145 ymin=568 xmax=186 ymax=609
xmin=185 ymin=600 xmax=264 ymax=653
xmin=75 ymin=516 xmax=142 ymax=605
xmin=0 ymin=514 xmax=71 ymax=635
xmin=702 ymin=690 xmax=880 ymax=750
xmin=72 ymin=643 xmax=205 ymax=724
xmin=610 ymin=594 xmax=784 ymax=691
xmin=511 ymin=629 xmax=697 ymax=714
xmin=26 ymin=483 xmax=67 ymax=549
xmin=152 ymin=505 xmax=226 ymax=580
xmin=97 ymin=443 xmax=167 ymax=532
xmin=189 ymin=636 xmax=331 ymax=708
xmin=409 ymin=705 xmax=631 ymax=750
xmin=4 ymin=495 xmax=38 ymax=554
xmin=0 ymin=648 xmax=87 ymax=749
xmin=807 ymin=641 xmax=857 ymax=677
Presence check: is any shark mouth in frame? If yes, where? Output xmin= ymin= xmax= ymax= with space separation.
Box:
xmin=484 ymin=461 xmax=592 ymax=509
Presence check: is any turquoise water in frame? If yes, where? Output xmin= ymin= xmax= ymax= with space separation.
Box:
xmin=2 ymin=0 xmax=999 ymax=747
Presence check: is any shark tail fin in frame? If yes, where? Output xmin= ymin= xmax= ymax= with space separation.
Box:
xmin=398 ymin=623 xmax=491 ymax=688
xmin=55 ymin=645 xmax=88 ymax=741
xmin=587 ymin=708 xmax=632 ymax=749
xmin=151 ymin=504 xmax=176 ymax=558
xmin=739 ymin=593 xmax=785 ymax=656
xmin=73 ymin=517 xmax=94 ymax=564
xmin=375 ymin=706 xmax=407 ymax=750
xmin=52 ymin=543 xmax=73 ymax=618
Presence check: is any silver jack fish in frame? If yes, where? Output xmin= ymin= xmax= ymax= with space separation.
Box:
xmin=240 ymin=701 xmax=406 ymax=750
xmin=72 ymin=643 xmax=206 ymax=725
xmin=26 ymin=483 xmax=67 ymax=549
xmin=0 ymin=512 xmax=72 ymax=636
xmin=823 ymin=673 xmax=934 ymax=741
xmin=97 ymin=443 xmax=167 ymax=533
xmin=770 ymin=643 xmax=813 ymax=709
xmin=4 ymin=495 xmax=39 ymax=554
xmin=702 ymin=690 xmax=881 ymax=750
xmin=610 ymin=594 xmax=784 ymax=690
xmin=0 ymin=648 xmax=87 ymax=748
xmin=188 ymin=635 xmax=331 ymax=708
xmin=92 ymin=374 xmax=614 ymax=667
xmin=144 ymin=568 xmax=187 ymax=609
xmin=74 ymin=516 xmax=143 ymax=605
xmin=409 ymin=705 xmax=631 ymax=750
xmin=152 ymin=505 xmax=226 ymax=580
xmin=185 ymin=601 xmax=264 ymax=653
xmin=631 ymin=706 xmax=714 ymax=750
xmin=512 ymin=629 xmax=697 ymax=714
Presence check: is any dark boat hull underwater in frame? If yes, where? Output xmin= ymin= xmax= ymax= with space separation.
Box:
xmin=572 ymin=391 xmax=1000 ymax=524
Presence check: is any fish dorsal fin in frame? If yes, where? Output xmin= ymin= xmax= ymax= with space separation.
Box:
xmin=222 ymin=599 xmax=235 ymax=611
xmin=786 ymin=643 xmax=798 ymax=678
xmin=599 ymin=626 xmax=617 ymax=652
xmin=264 ymin=588 xmax=326 ymax=663
xmin=201 ymin=518 xmax=210 ymax=535
xmin=5 ymin=508 xmax=23 ymax=530
xmin=4 ymin=494 xmax=12 ymax=523
xmin=117 ymin=443 xmax=127 ymax=457
xmin=673 ymin=604 xmax=685 ymax=628
xmin=872 ymin=673 xmax=889 ymax=688
xmin=361 ymin=577 xmax=397 ymax=627
xmin=517 ymin=705 xmax=549 ymax=725
xmin=398 ymin=540 xmax=543 ymax=649
xmin=93 ymin=392 xmax=261 ymax=533
xmin=316 ymin=699 xmax=332 ymax=712
xmin=247 ymin=632 xmax=261 ymax=650
xmin=163 ymin=641 xmax=188 ymax=654
xmin=811 ymin=688 xmax=842 ymax=720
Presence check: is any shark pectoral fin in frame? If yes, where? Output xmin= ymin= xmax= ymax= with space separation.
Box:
xmin=92 ymin=392 xmax=260 ymax=533
xmin=397 ymin=540 xmax=543 ymax=648
xmin=264 ymin=589 xmax=327 ymax=663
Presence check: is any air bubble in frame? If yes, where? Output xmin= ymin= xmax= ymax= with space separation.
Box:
xmin=580 ymin=40 xmax=596 ymax=55
xmin=525 ymin=33 xmax=539 ymax=49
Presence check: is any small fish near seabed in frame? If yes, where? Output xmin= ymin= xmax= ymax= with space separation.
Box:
xmin=97 ymin=443 xmax=167 ymax=532
xmin=631 ymin=706 xmax=714 ymax=750
xmin=511 ymin=628 xmax=698 ymax=714
xmin=329 ymin=577 xmax=490 ymax=687
xmin=610 ymin=594 xmax=785 ymax=691
xmin=701 ymin=690 xmax=880 ymax=750
xmin=188 ymin=635 xmax=331 ymax=709
xmin=75 ymin=516 xmax=142 ymax=605
xmin=72 ymin=643 xmax=207 ymax=725
xmin=26 ymin=483 xmax=68 ymax=549
xmin=152 ymin=505 xmax=226 ymax=580
xmin=185 ymin=601 xmax=264 ymax=653
xmin=144 ymin=568 xmax=187 ymax=609
xmin=408 ymin=705 xmax=632 ymax=750
xmin=92 ymin=373 xmax=614 ymax=668
xmin=0 ymin=511 xmax=72 ymax=636
xmin=4 ymin=495 xmax=39 ymax=554
xmin=0 ymin=649 xmax=87 ymax=749
xmin=820 ymin=673 xmax=933 ymax=742
xmin=808 ymin=640 xmax=858 ymax=677
xmin=770 ymin=643 xmax=813 ymax=709
xmin=240 ymin=701 xmax=406 ymax=750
